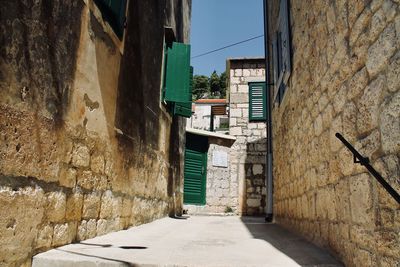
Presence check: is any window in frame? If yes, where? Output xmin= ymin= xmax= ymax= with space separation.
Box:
xmin=163 ymin=42 xmax=193 ymax=118
xmin=94 ymin=0 xmax=127 ymax=39
xmin=249 ymin=82 xmax=267 ymax=121
xmin=272 ymin=0 xmax=291 ymax=104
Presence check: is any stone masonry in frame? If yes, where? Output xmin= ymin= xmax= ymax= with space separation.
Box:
xmin=0 ymin=1 xmax=191 ymax=266
xmin=268 ymin=0 xmax=400 ymax=266
xmin=227 ymin=58 xmax=267 ymax=216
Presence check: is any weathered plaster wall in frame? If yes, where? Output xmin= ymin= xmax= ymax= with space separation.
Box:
xmin=228 ymin=59 xmax=267 ymax=216
xmin=268 ymin=0 xmax=400 ymax=266
xmin=0 ymin=0 xmax=191 ymax=266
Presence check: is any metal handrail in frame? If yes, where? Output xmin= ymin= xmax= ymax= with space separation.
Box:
xmin=335 ymin=133 xmax=400 ymax=205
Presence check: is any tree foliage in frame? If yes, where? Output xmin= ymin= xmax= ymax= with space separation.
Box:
xmin=192 ymin=70 xmax=227 ymax=100
xmin=192 ymin=75 xmax=209 ymax=100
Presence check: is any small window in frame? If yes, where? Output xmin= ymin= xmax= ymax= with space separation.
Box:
xmin=162 ymin=42 xmax=194 ymax=118
xmin=249 ymin=82 xmax=267 ymax=121
xmin=94 ymin=0 xmax=127 ymax=39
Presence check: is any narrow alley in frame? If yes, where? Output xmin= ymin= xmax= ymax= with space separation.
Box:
xmin=33 ymin=216 xmax=342 ymax=267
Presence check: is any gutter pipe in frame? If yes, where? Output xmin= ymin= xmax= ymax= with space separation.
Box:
xmin=263 ymin=0 xmax=273 ymax=222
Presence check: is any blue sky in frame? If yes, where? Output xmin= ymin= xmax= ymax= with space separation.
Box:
xmin=190 ymin=0 xmax=265 ymax=76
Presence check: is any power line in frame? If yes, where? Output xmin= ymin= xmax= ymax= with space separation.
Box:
xmin=191 ymin=34 xmax=264 ymax=59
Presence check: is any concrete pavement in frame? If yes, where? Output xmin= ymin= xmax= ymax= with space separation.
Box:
xmin=32 ymin=216 xmax=343 ymax=267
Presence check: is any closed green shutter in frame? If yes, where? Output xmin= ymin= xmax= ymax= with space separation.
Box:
xmin=173 ymin=66 xmax=193 ymax=118
xmin=249 ymin=82 xmax=266 ymax=121
xmin=183 ymin=149 xmax=207 ymax=205
xmin=94 ymin=0 xmax=127 ymax=39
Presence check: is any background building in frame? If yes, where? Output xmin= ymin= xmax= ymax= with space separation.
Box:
xmin=0 ymin=0 xmax=191 ymax=266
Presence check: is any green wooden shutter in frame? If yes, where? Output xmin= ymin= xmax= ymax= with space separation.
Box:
xmin=164 ymin=43 xmax=191 ymax=103
xmin=249 ymin=82 xmax=266 ymax=121
xmin=94 ymin=0 xmax=127 ymax=39
xmin=173 ymin=66 xmax=193 ymax=118
xmin=164 ymin=42 xmax=193 ymax=118
xmin=183 ymin=149 xmax=207 ymax=205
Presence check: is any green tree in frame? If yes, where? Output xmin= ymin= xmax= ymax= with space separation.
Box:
xmin=219 ymin=71 xmax=227 ymax=98
xmin=209 ymin=70 xmax=220 ymax=96
xmin=192 ymin=75 xmax=209 ymax=100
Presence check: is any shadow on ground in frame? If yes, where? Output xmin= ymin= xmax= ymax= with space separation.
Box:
xmin=240 ymin=217 xmax=343 ymax=267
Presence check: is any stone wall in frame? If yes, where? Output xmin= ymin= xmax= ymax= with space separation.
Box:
xmin=227 ymin=58 xmax=267 ymax=216
xmin=0 ymin=0 xmax=191 ymax=266
xmin=268 ymin=0 xmax=400 ymax=266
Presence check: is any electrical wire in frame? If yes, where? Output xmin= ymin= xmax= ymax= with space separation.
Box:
xmin=191 ymin=34 xmax=264 ymax=59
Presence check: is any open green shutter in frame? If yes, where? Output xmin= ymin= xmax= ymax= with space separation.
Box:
xmin=94 ymin=0 xmax=127 ymax=39
xmin=174 ymin=66 xmax=193 ymax=118
xmin=165 ymin=43 xmax=191 ymax=103
xmin=249 ymin=82 xmax=266 ymax=121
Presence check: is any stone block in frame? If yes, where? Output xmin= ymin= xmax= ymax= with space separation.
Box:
xmin=238 ymin=84 xmax=248 ymax=93
xmin=242 ymin=69 xmax=251 ymax=77
xmin=313 ymin=115 xmax=323 ymax=136
xmin=52 ymin=222 xmax=76 ymax=247
xmin=230 ymin=93 xmax=248 ymax=104
xmin=66 ymin=190 xmax=83 ymax=221
xmin=82 ymin=192 xmax=101 ymax=219
xmin=342 ymin=101 xmax=358 ymax=142
xmin=252 ymin=164 xmax=263 ymax=175
xmin=234 ymin=69 xmax=242 ymax=77
xmin=71 ymin=144 xmax=90 ymax=168
xmin=77 ymin=170 xmax=97 ymax=190
xmin=353 ymin=249 xmax=377 ymax=267
xmin=77 ymin=220 xmax=87 ymax=241
xmin=96 ymin=219 xmax=108 ymax=236
xmin=246 ymin=198 xmax=261 ymax=208
xmin=333 ymin=83 xmax=347 ymax=115
xmin=376 ymin=230 xmax=400 ymax=258
xmin=357 ymin=75 xmax=384 ymax=135
xmin=366 ymin=23 xmax=397 ymax=77
xmin=59 ymin=167 xmax=77 ymax=188
xmin=230 ymin=108 xmax=242 ymax=118
xmin=45 ymin=191 xmax=66 ymax=223
xmin=230 ymin=127 xmax=242 ymax=136
xmin=91 ymin=154 xmax=105 ymax=174
xmin=380 ymin=91 xmax=400 ymax=153
xmin=0 ymin=187 xmax=45 ymax=263
xmin=387 ymin=51 xmax=400 ymax=92
xmin=230 ymin=84 xmax=238 ymax=93
xmin=335 ymin=179 xmax=351 ymax=222
xmin=330 ymin=115 xmax=343 ymax=152
xmin=355 ymin=130 xmax=381 ymax=159
xmin=347 ymin=67 xmax=368 ymax=100
xmin=349 ymin=173 xmax=374 ymax=225
xmin=35 ymin=225 xmax=53 ymax=250
xmin=349 ymin=7 xmax=372 ymax=46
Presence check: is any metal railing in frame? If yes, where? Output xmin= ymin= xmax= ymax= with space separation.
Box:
xmin=335 ymin=133 xmax=400 ymax=205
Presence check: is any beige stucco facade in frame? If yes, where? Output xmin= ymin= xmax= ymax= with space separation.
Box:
xmin=0 ymin=0 xmax=191 ymax=266
xmin=268 ymin=0 xmax=400 ymax=266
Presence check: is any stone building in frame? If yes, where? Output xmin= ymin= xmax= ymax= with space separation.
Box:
xmin=266 ymin=0 xmax=400 ymax=266
xmin=0 ymin=0 xmax=191 ymax=266
xmin=227 ymin=57 xmax=267 ymax=216
xmin=186 ymin=99 xmax=229 ymax=132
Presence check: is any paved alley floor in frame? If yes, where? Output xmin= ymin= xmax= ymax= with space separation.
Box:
xmin=33 ymin=216 xmax=343 ymax=267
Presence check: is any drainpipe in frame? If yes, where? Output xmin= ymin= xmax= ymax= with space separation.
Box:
xmin=263 ymin=0 xmax=273 ymax=223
